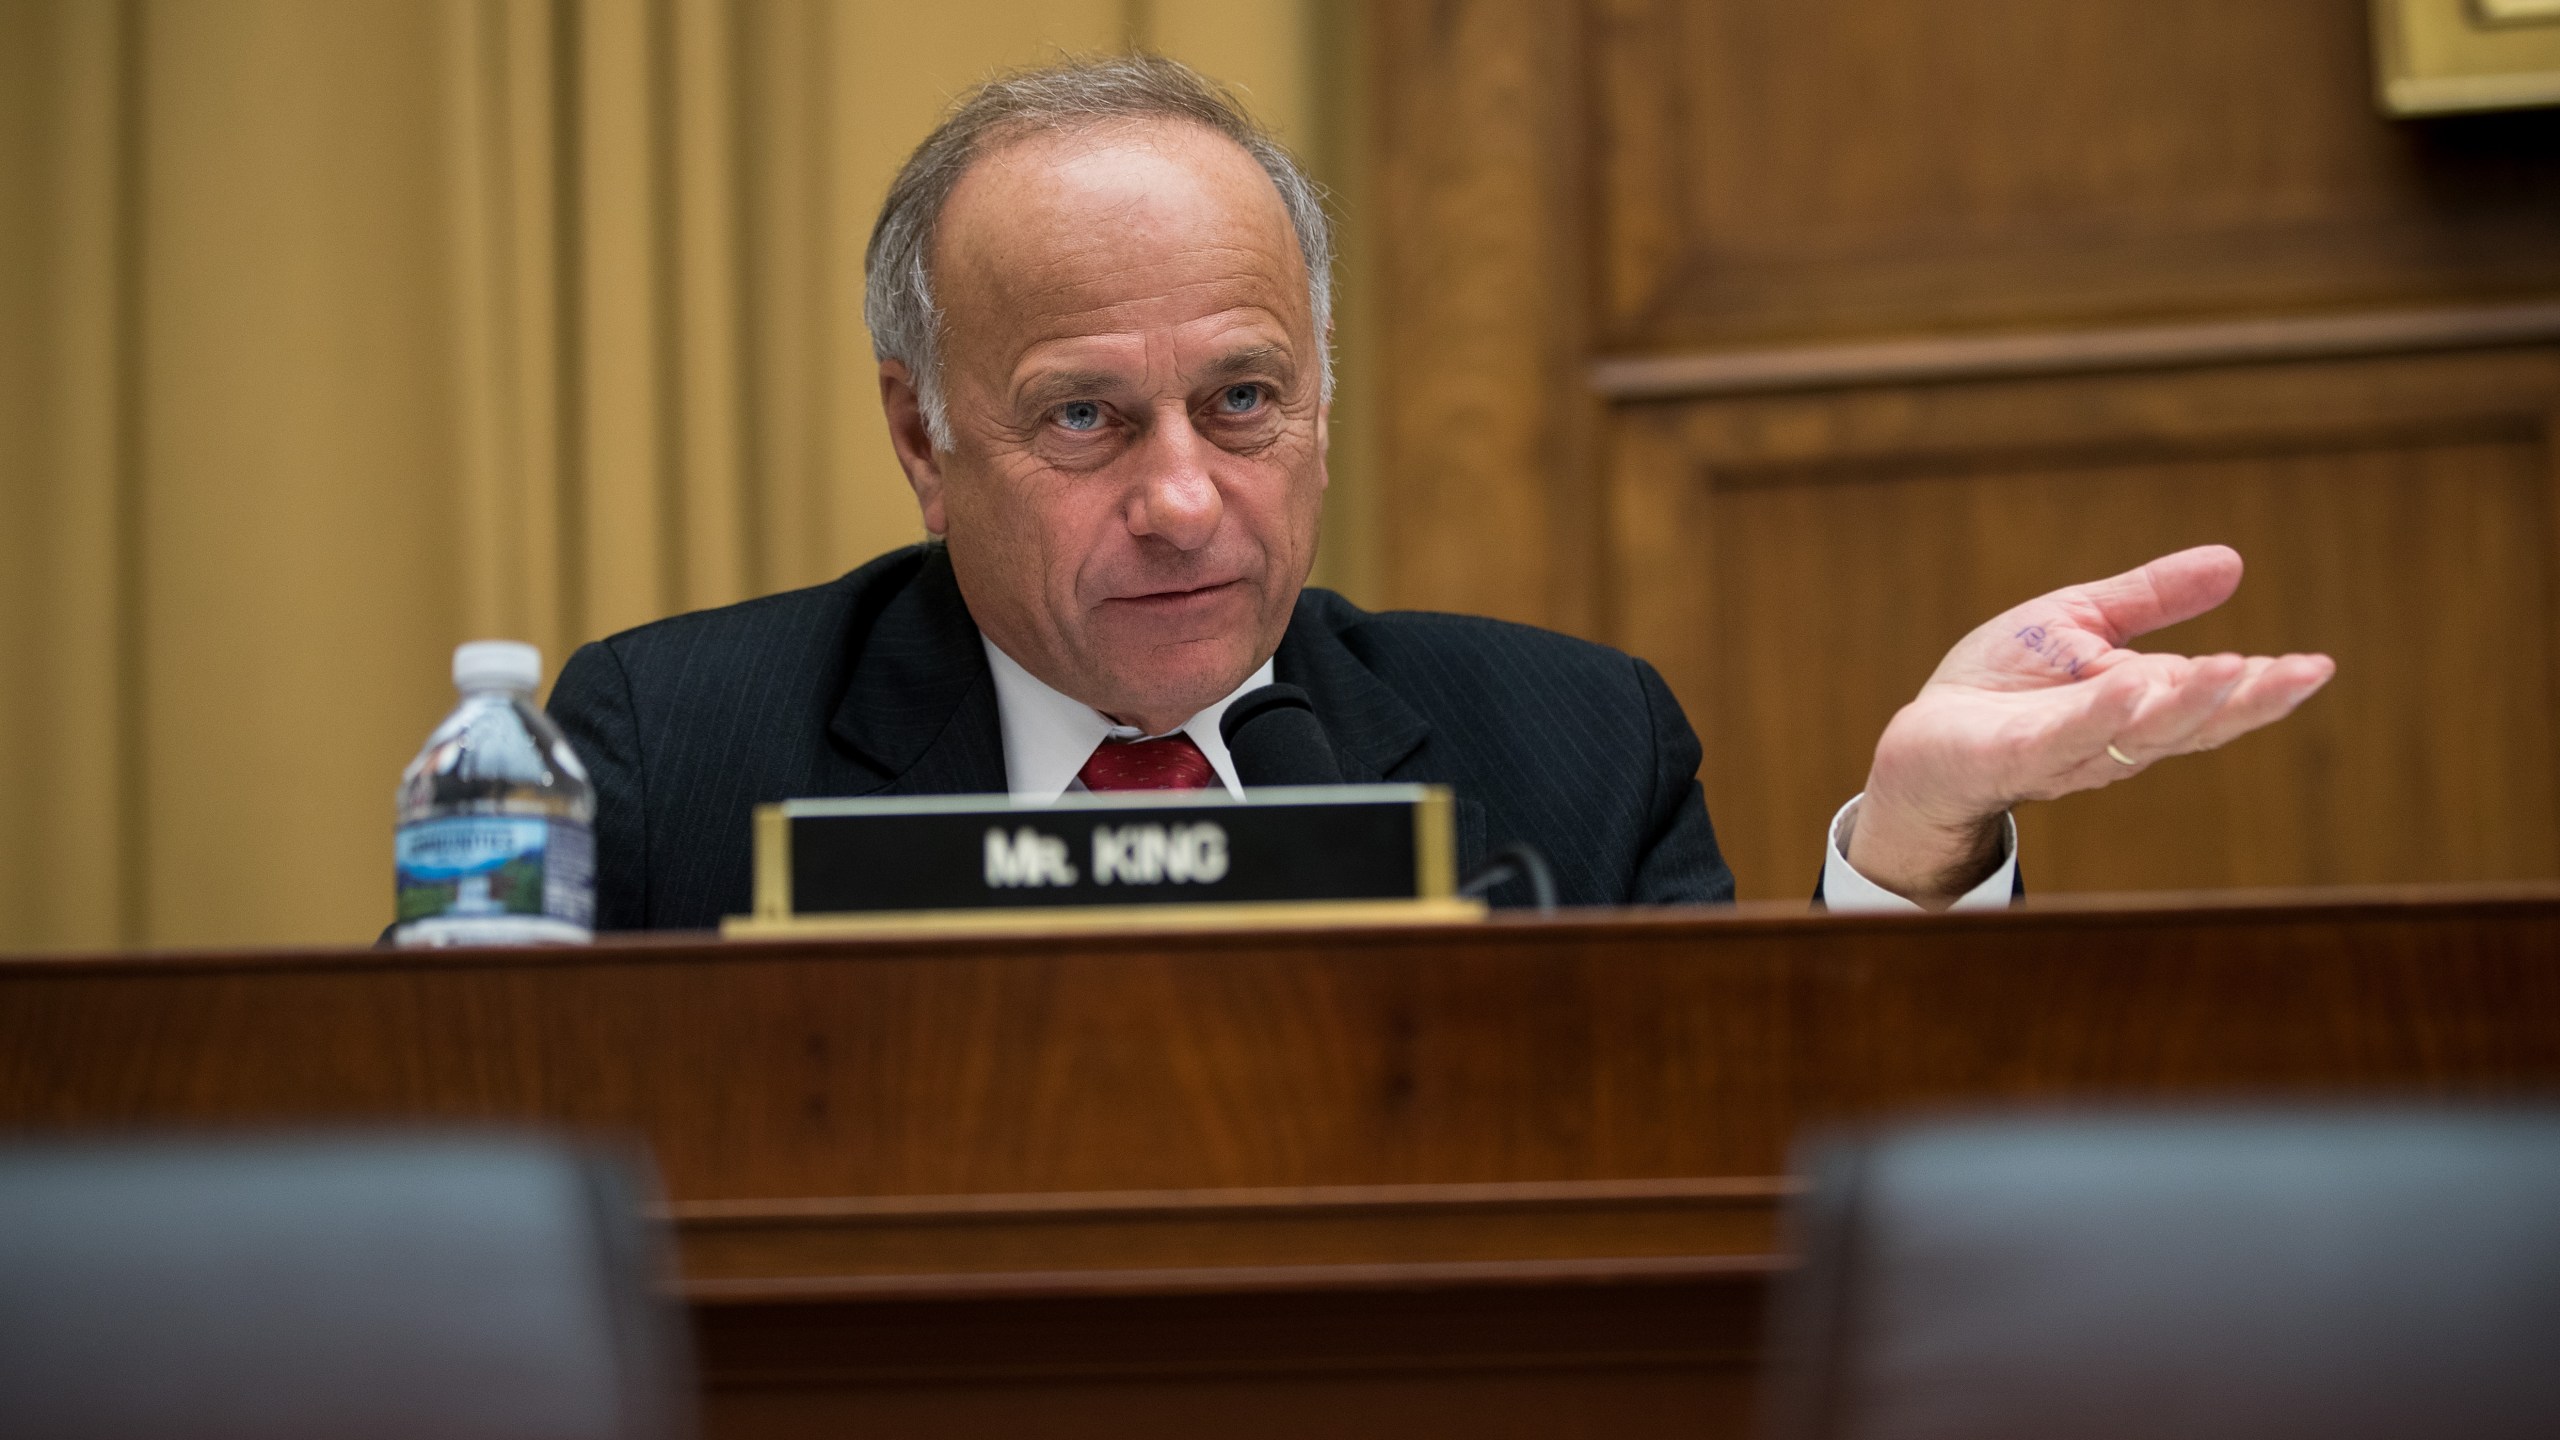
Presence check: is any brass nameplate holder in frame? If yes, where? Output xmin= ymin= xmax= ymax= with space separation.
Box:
xmin=724 ymin=785 xmax=1481 ymax=939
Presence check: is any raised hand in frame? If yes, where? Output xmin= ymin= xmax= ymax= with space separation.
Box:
xmin=1843 ymin=546 xmax=2335 ymax=905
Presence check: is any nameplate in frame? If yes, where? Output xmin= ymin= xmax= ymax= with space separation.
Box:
xmin=727 ymin=786 xmax=1463 ymax=935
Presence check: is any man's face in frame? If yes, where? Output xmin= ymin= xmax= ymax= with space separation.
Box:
xmin=880 ymin=120 xmax=1328 ymax=734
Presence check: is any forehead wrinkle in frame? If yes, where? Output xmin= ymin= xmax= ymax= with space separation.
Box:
xmin=947 ymin=253 xmax=1306 ymax=396
xmin=987 ymin=279 xmax=1300 ymax=386
xmin=1001 ymin=281 xmax=1299 ymax=352
xmin=982 ymin=239 xmax=1303 ymax=322
xmin=1009 ymin=306 xmax=1296 ymax=384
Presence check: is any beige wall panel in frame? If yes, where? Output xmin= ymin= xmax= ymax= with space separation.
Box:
xmin=576 ymin=0 xmax=673 ymax=642
xmin=40 ymin=1 xmax=132 ymax=951
xmin=0 ymin=0 xmax=43 ymax=940
xmin=0 ymin=0 xmax=133 ymax=951
xmin=135 ymin=0 xmax=463 ymax=946
xmin=0 ymin=0 xmax=1367 ymax=950
xmin=669 ymin=0 xmax=749 ymax=614
xmin=731 ymin=0 xmax=831 ymax=595
xmin=444 ymin=0 xmax=570 ymax=658
xmin=1146 ymin=2 xmax=1312 ymax=146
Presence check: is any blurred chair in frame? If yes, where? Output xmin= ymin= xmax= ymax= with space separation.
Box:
xmin=1765 ymin=1110 xmax=2560 ymax=1440
xmin=0 ymin=1133 xmax=694 ymax=1440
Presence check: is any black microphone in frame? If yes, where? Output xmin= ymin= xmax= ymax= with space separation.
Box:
xmin=1218 ymin=683 xmax=1344 ymax=789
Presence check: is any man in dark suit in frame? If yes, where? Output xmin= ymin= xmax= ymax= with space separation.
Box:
xmin=552 ymin=55 xmax=2332 ymax=932
xmin=555 ymin=541 xmax=1725 ymax=929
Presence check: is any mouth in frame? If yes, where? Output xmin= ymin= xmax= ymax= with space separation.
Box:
xmin=1105 ymin=579 xmax=1245 ymax=612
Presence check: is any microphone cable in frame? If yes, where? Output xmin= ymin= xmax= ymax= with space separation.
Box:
xmin=1459 ymin=842 xmax=1558 ymax=915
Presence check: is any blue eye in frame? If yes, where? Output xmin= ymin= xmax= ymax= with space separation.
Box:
xmin=1057 ymin=401 xmax=1104 ymax=432
xmin=1218 ymin=384 xmax=1262 ymax=414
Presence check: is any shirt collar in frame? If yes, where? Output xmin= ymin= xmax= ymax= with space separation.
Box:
xmin=981 ymin=637 xmax=1275 ymax=802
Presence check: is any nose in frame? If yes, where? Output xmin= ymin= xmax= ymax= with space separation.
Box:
xmin=1124 ymin=406 xmax=1223 ymax=551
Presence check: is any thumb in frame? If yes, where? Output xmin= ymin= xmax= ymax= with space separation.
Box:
xmin=2070 ymin=545 xmax=2243 ymax=644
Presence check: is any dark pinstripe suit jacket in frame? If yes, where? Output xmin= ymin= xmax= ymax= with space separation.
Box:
xmin=550 ymin=544 xmax=1737 ymax=931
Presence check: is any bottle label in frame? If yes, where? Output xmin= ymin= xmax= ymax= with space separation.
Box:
xmin=396 ymin=816 xmax=595 ymax=929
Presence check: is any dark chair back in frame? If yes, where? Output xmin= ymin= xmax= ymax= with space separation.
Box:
xmin=1766 ymin=1110 xmax=2560 ymax=1440
xmin=0 ymin=1133 xmax=695 ymax=1440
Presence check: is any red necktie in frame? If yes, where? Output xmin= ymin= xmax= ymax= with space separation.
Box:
xmin=1079 ymin=734 xmax=1216 ymax=791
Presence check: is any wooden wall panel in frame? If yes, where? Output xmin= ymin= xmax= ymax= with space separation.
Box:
xmin=1611 ymin=349 xmax=2560 ymax=900
xmin=1593 ymin=0 xmax=2560 ymax=350
xmin=1376 ymin=0 xmax=2560 ymax=896
xmin=1370 ymin=0 xmax=1598 ymax=630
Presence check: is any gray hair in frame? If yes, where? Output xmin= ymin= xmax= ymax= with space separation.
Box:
xmin=863 ymin=53 xmax=1334 ymax=453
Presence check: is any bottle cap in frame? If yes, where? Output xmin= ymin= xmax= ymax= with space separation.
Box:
xmin=453 ymin=640 xmax=543 ymax=693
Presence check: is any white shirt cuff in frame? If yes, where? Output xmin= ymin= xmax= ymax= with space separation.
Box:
xmin=1820 ymin=793 xmax=2017 ymax=912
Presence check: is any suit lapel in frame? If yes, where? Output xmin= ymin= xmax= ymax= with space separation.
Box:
xmin=824 ymin=546 xmax=1009 ymax=796
xmin=822 ymin=571 xmax=1454 ymax=810
xmin=1272 ymin=592 xmax=1431 ymax=783
xmin=1274 ymin=596 xmax=1490 ymax=877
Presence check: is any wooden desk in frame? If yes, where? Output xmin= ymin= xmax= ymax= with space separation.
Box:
xmin=5 ymin=888 xmax=2559 ymax=1438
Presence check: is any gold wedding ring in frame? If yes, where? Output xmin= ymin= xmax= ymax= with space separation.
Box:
xmin=2106 ymin=744 xmax=2139 ymax=767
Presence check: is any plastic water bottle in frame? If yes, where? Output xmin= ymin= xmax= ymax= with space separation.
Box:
xmin=393 ymin=641 xmax=596 ymax=946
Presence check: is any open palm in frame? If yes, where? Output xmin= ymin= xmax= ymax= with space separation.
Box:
xmin=1849 ymin=546 xmax=2335 ymax=897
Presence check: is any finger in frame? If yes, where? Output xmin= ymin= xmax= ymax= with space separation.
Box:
xmin=2015 ymin=728 xmax=2184 ymax=801
xmin=2062 ymin=545 xmax=2244 ymax=645
xmin=2187 ymin=653 xmax=2336 ymax=751
xmin=2027 ymin=656 xmax=2151 ymax=762
xmin=2105 ymin=652 xmax=2250 ymax=760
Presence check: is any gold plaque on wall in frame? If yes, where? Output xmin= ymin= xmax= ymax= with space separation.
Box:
xmin=2373 ymin=0 xmax=2560 ymax=113
xmin=2478 ymin=0 xmax=2560 ymax=23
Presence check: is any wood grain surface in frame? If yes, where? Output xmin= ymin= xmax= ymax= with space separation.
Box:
xmin=6 ymin=891 xmax=2560 ymax=1436
xmin=1370 ymin=0 xmax=1600 ymax=631
xmin=1588 ymin=0 xmax=2560 ymax=353
xmin=1588 ymin=301 xmax=2560 ymax=401
xmin=1374 ymin=0 xmax=2560 ymax=902
xmin=1610 ymin=346 xmax=2560 ymax=899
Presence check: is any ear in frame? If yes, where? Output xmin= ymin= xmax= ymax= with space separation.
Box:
xmin=879 ymin=360 xmax=948 ymax=536
xmin=1312 ymin=320 xmax=1334 ymax=474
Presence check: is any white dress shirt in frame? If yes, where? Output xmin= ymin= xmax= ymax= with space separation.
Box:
xmin=981 ymin=637 xmax=2017 ymax=911
xmin=983 ymin=638 xmax=1270 ymax=801
xmin=1821 ymin=796 xmax=2017 ymax=912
